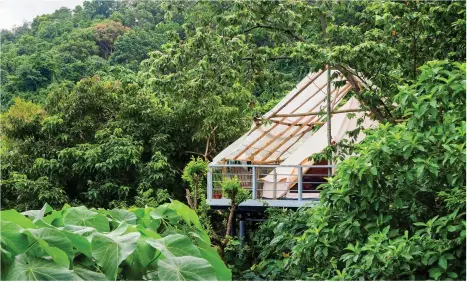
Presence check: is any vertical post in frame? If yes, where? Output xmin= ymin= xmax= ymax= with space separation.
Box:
xmin=231 ymin=212 xmax=237 ymax=237
xmin=298 ymin=166 xmax=303 ymax=201
xmin=239 ymin=213 xmax=246 ymax=247
xmin=326 ymin=66 xmax=333 ymax=177
xmin=252 ymin=166 xmax=257 ymax=200
xmin=273 ymin=169 xmax=277 ymax=200
xmin=207 ymin=166 xmax=213 ymax=200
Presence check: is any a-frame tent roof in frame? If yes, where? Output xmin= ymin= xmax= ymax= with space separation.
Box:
xmin=213 ymin=67 xmax=369 ymax=165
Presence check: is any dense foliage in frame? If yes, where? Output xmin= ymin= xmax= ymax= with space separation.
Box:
xmin=242 ymin=61 xmax=466 ymax=280
xmin=2 ymin=0 xmax=465 ymax=211
xmin=1 ymin=1 xmax=465 ymax=281
xmin=0 ymin=201 xmax=231 ymax=281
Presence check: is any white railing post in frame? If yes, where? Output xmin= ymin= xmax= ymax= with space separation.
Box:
xmin=207 ymin=166 xmax=213 ymax=200
xmin=252 ymin=166 xmax=257 ymax=200
xmin=298 ymin=165 xmax=303 ymax=201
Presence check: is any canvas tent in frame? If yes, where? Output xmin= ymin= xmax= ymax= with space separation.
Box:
xmin=212 ymin=67 xmax=378 ymax=199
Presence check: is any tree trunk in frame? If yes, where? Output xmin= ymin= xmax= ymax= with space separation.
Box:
xmin=193 ymin=177 xmax=198 ymax=210
xmin=185 ymin=189 xmax=194 ymax=209
xmin=225 ymin=204 xmax=236 ymax=237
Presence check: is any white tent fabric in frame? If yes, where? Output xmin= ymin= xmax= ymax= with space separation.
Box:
xmin=211 ymin=68 xmax=378 ymax=199
xmin=213 ymin=69 xmax=357 ymax=164
xmin=261 ymin=97 xmax=378 ymax=199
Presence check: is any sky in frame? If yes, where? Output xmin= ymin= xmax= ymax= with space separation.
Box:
xmin=0 ymin=0 xmax=85 ymax=30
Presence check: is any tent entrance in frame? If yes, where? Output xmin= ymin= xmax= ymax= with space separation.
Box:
xmin=289 ymin=159 xmax=329 ymax=195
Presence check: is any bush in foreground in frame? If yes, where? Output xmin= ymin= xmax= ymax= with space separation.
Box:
xmin=0 ymin=201 xmax=231 ymax=281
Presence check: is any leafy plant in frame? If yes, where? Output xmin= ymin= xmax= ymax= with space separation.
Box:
xmin=221 ymin=177 xmax=250 ymax=237
xmin=0 ymin=201 xmax=231 ymax=281
xmin=244 ymin=61 xmax=466 ymax=280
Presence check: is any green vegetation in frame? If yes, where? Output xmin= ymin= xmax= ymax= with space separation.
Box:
xmin=0 ymin=0 xmax=465 ymax=281
xmin=0 ymin=201 xmax=230 ymax=281
xmin=241 ymin=61 xmax=466 ymax=280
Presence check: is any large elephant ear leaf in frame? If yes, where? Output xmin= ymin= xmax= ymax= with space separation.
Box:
xmin=169 ymin=200 xmax=203 ymax=230
xmin=0 ymin=221 xmax=29 ymax=255
xmin=72 ymin=266 xmax=107 ymax=281
xmin=0 ymin=210 xmax=36 ymax=229
xmin=109 ymin=209 xmax=137 ymax=225
xmin=62 ymin=207 xmax=109 ymax=232
xmin=23 ymin=228 xmax=74 ymax=258
xmin=121 ymin=234 xmax=157 ymax=280
xmin=147 ymin=234 xmax=201 ymax=258
xmin=191 ymin=232 xmax=231 ymax=281
xmin=91 ymin=232 xmax=140 ymax=280
xmin=6 ymin=254 xmax=73 ymax=281
xmin=21 ymin=204 xmax=54 ymax=223
xmin=157 ymin=256 xmax=217 ymax=281
xmin=168 ymin=200 xmax=210 ymax=243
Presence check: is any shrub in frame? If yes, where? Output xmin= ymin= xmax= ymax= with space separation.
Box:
xmin=0 ymin=201 xmax=231 ymax=281
xmin=245 ymin=61 xmax=466 ymax=280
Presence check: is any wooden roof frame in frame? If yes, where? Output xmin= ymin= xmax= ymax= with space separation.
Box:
xmin=228 ymin=67 xmax=366 ymax=164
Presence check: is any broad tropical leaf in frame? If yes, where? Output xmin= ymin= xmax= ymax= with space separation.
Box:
xmin=6 ymin=254 xmax=73 ymax=281
xmin=62 ymin=207 xmax=109 ymax=232
xmin=109 ymin=209 xmax=137 ymax=225
xmin=191 ymin=232 xmax=231 ymax=281
xmin=0 ymin=221 xmax=29 ymax=255
xmin=1 ymin=210 xmax=36 ymax=229
xmin=91 ymin=231 xmax=140 ymax=280
xmin=72 ymin=266 xmax=107 ymax=281
xmin=157 ymin=256 xmax=217 ymax=281
xmin=147 ymin=234 xmax=201 ymax=258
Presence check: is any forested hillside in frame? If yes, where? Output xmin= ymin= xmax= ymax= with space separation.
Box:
xmin=0 ymin=0 xmax=465 ymax=280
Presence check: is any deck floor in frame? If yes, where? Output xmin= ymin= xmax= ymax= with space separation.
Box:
xmin=207 ymin=198 xmax=319 ymax=208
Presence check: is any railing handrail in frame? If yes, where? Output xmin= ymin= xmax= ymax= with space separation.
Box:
xmin=208 ymin=163 xmax=335 ymax=204
xmin=209 ymin=163 xmax=336 ymax=168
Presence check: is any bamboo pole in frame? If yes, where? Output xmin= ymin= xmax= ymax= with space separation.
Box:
xmin=268 ymin=120 xmax=325 ymax=126
xmin=266 ymin=70 xmax=325 ymax=118
xmin=232 ymin=70 xmax=327 ymax=160
xmin=272 ymin=108 xmax=365 ymax=118
xmin=241 ymin=70 xmax=325 ymax=138
xmin=273 ymin=84 xmax=352 ymax=161
xmin=250 ymin=85 xmax=341 ymax=161
xmin=260 ymin=84 xmax=351 ymax=162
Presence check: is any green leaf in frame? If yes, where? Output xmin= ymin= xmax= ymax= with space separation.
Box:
xmin=6 ymin=254 xmax=73 ymax=281
xmin=147 ymin=234 xmax=201 ymax=258
xmin=23 ymin=228 xmax=74 ymax=258
xmin=169 ymin=200 xmax=203 ymax=230
xmin=62 ymin=207 xmax=109 ymax=232
xmin=191 ymin=232 xmax=231 ymax=280
xmin=1 ymin=210 xmax=36 ymax=229
xmin=22 ymin=229 xmax=72 ymax=268
xmin=447 ymin=225 xmax=457 ymax=232
xmin=438 ymin=255 xmax=448 ymax=270
xmin=150 ymin=204 xmax=181 ymax=224
xmin=157 ymin=256 xmax=217 ymax=281
xmin=0 ymin=221 xmax=29 ymax=255
xmin=122 ymin=233 xmax=157 ymax=280
xmin=72 ymin=266 xmax=107 ymax=281
xmin=91 ymin=232 xmax=140 ymax=280
xmin=61 ymin=231 xmax=92 ymax=258
xmin=429 ymin=267 xmax=443 ymax=280
xmin=22 ymin=204 xmax=54 ymax=223
xmin=109 ymin=209 xmax=137 ymax=225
